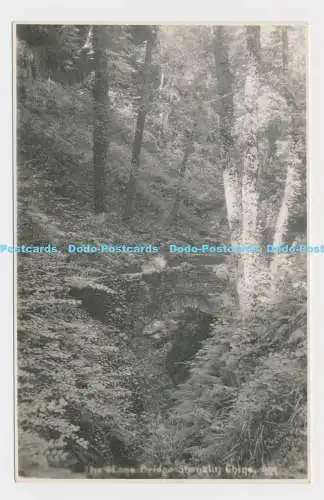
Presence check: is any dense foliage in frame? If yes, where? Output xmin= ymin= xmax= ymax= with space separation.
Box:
xmin=17 ymin=24 xmax=307 ymax=478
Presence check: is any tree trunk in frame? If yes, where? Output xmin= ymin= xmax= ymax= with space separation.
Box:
xmin=93 ymin=26 xmax=109 ymax=214
xmin=271 ymin=27 xmax=304 ymax=281
xmin=169 ymin=131 xmax=194 ymax=224
xmin=239 ymin=26 xmax=262 ymax=317
xmin=124 ymin=31 xmax=155 ymax=221
xmin=282 ymin=26 xmax=289 ymax=88
xmin=213 ymin=27 xmax=241 ymax=242
xmin=273 ymin=27 xmax=303 ymax=248
xmin=241 ymin=26 xmax=261 ymax=243
xmin=83 ymin=26 xmax=93 ymax=50
xmin=272 ymin=154 xmax=301 ymax=248
xmin=213 ymin=26 xmax=242 ymax=305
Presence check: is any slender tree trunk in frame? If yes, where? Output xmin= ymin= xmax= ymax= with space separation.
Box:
xmin=124 ymin=31 xmax=155 ymax=221
xmin=282 ymin=26 xmax=289 ymax=88
xmin=169 ymin=131 xmax=193 ymax=224
xmin=271 ymin=27 xmax=304 ymax=283
xmin=272 ymin=155 xmax=301 ymax=247
xmin=93 ymin=26 xmax=109 ymax=214
xmin=83 ymin=26 xmax=93 ymax=50
xmin=213 ymin=26 xmax=242 ymax=305
xmin=241 ymin=26 xmax=261 ymax=243
xmin=213 ymin=27 xmax=241 ymax=242
xmin=272 ymin=27 xmax=302 ymax=248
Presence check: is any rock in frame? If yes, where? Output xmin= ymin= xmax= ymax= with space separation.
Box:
xmin=143 ymin=320 xmax=165 ymax=336
xmin=141 ymin=255 xmax=167 ymax=274
xmin=212 ymin=263 xmax=230 ymax=281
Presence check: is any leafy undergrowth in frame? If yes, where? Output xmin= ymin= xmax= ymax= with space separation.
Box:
xmin=17 ymin=161 xmax=204 ymax=474
xmin=17 ymin=169 xmax=307 ymax=477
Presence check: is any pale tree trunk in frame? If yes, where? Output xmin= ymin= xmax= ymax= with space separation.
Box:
xmin=82 ymin=26 xmax=93 ymax=50
xmin=241 ymin=27 xmax=261 ymax=243
xmin=273 ymin=27 xmax=303 ymax=248
xmin=271 ymin=27 xmax=303 ymax=277
xmin=272 ymin=155 xmax=301 ymax=247
xmin=213 ymin=27 xmax=241 ymax=244
xmin=271 ymin=155 xmax=302 ymax=285
xmin=238 ymin=26 xmax=262 ymax=317
xmin=213 ymin=27 xmax=242 ymax=305
xmin=273 ymin=26 xmax=292 ymax=248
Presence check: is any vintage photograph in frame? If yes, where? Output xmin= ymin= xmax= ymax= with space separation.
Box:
xmin=16 ymin=24 xmax=307 ymax=479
